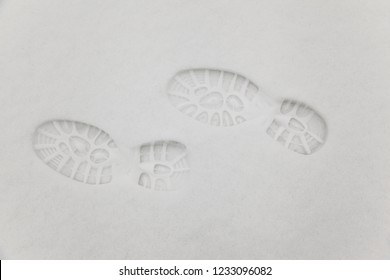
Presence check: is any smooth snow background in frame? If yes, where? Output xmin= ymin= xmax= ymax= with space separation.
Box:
xmin=0 ymin=0 xmax=389 ymax=259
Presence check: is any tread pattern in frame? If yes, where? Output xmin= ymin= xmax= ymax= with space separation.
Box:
xmin=167 ymin=69 xmax=261 ymax=126
xmin=33 ymin=120 xmax=117 ymax=184
xmin=266 ymin=100 xmax=327 ymax=155
xmin=136 ymin=141 xmax=190 ymax=191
